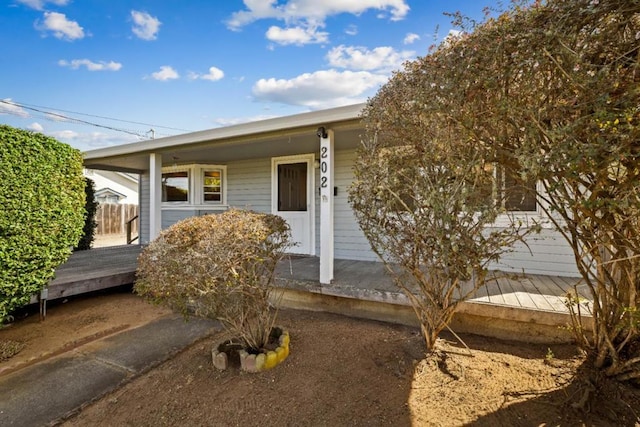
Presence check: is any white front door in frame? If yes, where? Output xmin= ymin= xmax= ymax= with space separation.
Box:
xmin=272 ymin=155 xmax=315 ymax=255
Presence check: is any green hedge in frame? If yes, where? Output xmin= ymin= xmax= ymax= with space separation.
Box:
xmin=0 ymin=125 xmax=85 ymax=322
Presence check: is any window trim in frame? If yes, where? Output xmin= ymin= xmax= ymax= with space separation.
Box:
xmin=161 ymin=164 xmax=227 ymax=209
xmin=200 ymin=167 xmax=226 ymax=205
xmin=487 ymin=164 xmax=550 ymax=228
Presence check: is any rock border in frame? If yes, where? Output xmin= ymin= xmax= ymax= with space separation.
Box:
xmin=212 ymin=328 xmax=290 ymax=373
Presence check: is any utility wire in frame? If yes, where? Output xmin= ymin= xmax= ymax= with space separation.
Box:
xmin=0 ymin=100 xmax=146 ymax=138
xmin=11 ymin=100 xmax=192 ymax=132
xmin=0 ymin=99 xmax=191 ymax=138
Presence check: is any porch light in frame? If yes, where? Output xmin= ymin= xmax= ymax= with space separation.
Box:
xmin=316 ymin=126 xmax=328 ymax=138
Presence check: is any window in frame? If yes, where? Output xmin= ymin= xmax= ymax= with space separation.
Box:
xmin=495 ymin=165 xmax=537 ymax=212
xmin=277 ymin=163 xmax=307 ymax=211
xmin=203 ymin=169 xmax=223 ymax=203
xmin=476 ymin=164 xmax=537 ymax=213
xmin=162 ymin=171 xmax=189 ymax=202
xmin=161 ymin=165 xmax=227 ymax=207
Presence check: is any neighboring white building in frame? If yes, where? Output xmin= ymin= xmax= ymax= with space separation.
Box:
xmin=83 ymin=104 xmax=580 ymax=282
xmin=83 ymin=169 xmax=139 ymax=205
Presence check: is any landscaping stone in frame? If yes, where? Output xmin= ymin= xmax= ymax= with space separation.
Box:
xmin=255 ymin=353 xmax=265 ymax=371
xmin=211 ymin=328 xmax=290 ymax=372
xmin=212 ymin=350 xmax=227 ymax=370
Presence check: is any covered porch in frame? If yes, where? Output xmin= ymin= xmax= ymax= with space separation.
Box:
xmin=82 ymin=104 xmax=371 ymax=286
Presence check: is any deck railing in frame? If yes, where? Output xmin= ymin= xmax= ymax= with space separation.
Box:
xmin=126 ymin=215 xmax=139 ymax=244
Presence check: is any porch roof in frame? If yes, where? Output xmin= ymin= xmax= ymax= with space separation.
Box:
xmin=83 ymin=103 xmax=366 ymax=173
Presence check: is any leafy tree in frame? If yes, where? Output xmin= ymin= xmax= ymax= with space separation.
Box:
xmin=74 ymin=177 xmax=98 ymax=251
xmin=441 ymin=0 xmax=640 ymax=382
xmin=349 ymin=55 xmax=531 ymax=351
xmin=357 ymin=0 xmax=639 ymax=381
xmin=0 ymin=125 xmax=85 ymax=322
xmin=135 ymin=209 xmax=292 ymax=352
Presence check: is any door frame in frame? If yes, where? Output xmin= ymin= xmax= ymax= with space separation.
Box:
xmin=271 ymin=154 xmax=315 ymax=255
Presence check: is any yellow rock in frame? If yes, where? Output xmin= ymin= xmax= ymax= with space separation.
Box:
xmin=279 ymin=332 xmax=290 ymax=348
xmin=255 ymin=353 xmax=266 ymax=371
xmin=276 ymin=346 xmax=286 ymax=362
xmin=264 ymin=351 xmax=278 ymax=369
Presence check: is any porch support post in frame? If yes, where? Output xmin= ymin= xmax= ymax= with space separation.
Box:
xmin=149 ymin=153 xmax=162 ymax=241
xmin=319 ymin=129 xmax=334 ymax=284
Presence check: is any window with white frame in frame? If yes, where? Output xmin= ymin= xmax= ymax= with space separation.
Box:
xmin=202 ymin=169 xmax=223 ymax=203
xmin=161 ymin=165 xmax=226 ymax=206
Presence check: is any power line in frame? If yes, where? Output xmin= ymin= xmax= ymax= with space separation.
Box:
xmin=0 ymin=100 xmax=147 ymax=138
xmin=13 ymin=100 xmax=193 ymax=132
xmin=1 ymin=99 xmax=194 ymax=139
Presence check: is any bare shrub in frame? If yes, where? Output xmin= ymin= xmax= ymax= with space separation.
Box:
xmin=135 ymin=209 xmax=291 ymax=351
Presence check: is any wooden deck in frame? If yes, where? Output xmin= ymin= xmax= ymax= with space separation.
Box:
xmin=40 ymin=247 xmax=590 ymax=317
xmin=30 ymin=245 xmax=143 ymax=304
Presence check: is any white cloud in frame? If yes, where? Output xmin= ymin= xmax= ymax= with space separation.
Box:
xmin=189 ymin=66 xmax=225 ymax=81
xmin=403 ymin=32 xmax=420 ymax=44
xmin=441 ymin=29 xmax=464 ymax=47
xmin=149 ymin=65 xmax=179 ymax=81
xmin=0 ymin=99 xmax=29 ymax=118
xmin=326 ymin=45 xmax=414 ymax=71
xmin=266 ymin=24 xmax=328 ymax=45
xmin=131 ymin=10 xmax=161 ymax=41
xmin=228 ymin=0 xmax=410 ymax=29
xmin=58 ymin=59 xmax=122 ymax=71
xmin=227 ymin=1 xmax=408 ymax=45
xmin=345 ymin=24 xmax=358 ymax=36
xmin=252 ymin=69 xmax=388 ymax=109
xmin=49 ymin=130 xmax=139 ymax=149
xmin=16 ymin=0 xmax=68 ymax=11
xmin=445 ymin=29 xmax=463 ymax=41
xmin=28 ymin=122 xmax=44 ymax=132
xmin=37 ymin=11 xmax=84 ymax=40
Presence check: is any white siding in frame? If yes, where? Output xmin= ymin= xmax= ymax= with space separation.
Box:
xmin=140 ymin=173 xmax=150 ymax=244
xmin=325 ymin=149 xmax=579 ymax=275
xmin=226 ymin=158 xmax=271 ymax=213
xmin=490 ymin=228 xmax=579 ymax=277
xmin=141 ymin=149 xmax=580 ymax=277
xmin=322 ymin=150 xmax=378 ymax=262
xmin=162 ymin=210 xmax=196 ymax=229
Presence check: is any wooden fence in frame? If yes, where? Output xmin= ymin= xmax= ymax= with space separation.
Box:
xmin=95 ymin=203 xmax=139 ymax=235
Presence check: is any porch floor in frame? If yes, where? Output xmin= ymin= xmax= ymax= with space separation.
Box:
xmin=275 ymin=256 xmax=590 ymax=315
xmin=41 ymin=248 xmax=592 ymax=341
xmin=45 ymin=247 xmax=590 ymax=315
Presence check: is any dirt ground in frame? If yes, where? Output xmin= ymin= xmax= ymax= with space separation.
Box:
xmin=1 ymin=288 xmax=639 ymax=426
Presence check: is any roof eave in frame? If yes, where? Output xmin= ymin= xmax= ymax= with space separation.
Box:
xmin=83 ymin=103 xmax=366 ymax=159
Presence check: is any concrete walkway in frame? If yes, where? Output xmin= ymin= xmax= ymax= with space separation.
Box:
xmin=0 ymin=315 xmax=218 ymax=426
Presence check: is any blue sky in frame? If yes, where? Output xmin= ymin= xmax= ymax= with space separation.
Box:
xmin=0 ymin=0 xmax=497 ymax=152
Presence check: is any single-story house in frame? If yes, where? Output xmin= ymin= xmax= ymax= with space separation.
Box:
xmin=83 ymin=103 xmax=579 ymax=284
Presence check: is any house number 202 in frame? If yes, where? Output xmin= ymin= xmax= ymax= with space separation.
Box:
xmin=320 ymin=146 xmax=328 ymax=188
